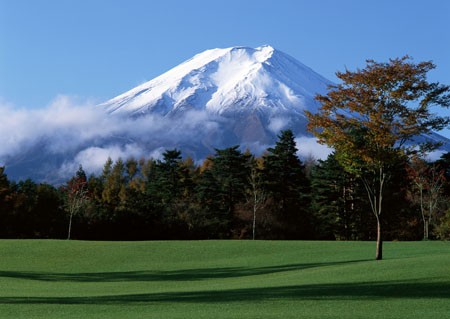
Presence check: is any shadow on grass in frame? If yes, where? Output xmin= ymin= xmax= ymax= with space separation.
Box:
xmin=0 ymin=260 xmax=368 ymax=282
xmin=0 ymin=280 xmax=449 ymax=305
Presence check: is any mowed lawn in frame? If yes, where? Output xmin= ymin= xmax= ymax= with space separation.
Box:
xmin=0 ymin=240 xmax=449 ymax=319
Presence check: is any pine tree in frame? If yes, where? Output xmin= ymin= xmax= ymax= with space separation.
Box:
xmin=194 ymin=165 xmax=222 ymax=237
xmin=263 ymin=129 xmax=311 ymax=238
xmin=212 ymin=146 xmax=251 ymax=215
xmin=195 ymin=146 xmax=251 ymax=238
xmin=155 ymin=149 xmax=183 ymax=204
xmin=33 ymin=183 xmax=65 ymax=238
xmin=311 ymin=153 xmax=364 ymax=240
xmin=435 ymin=152 xmax=450 ymax=197
xmin=0 ymin=167 xmax=11 ymax=213
xmin=0 ymin=167 xmax=13 ymax=237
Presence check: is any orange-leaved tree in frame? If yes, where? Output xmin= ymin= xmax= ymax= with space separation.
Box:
xmin=306 ymin=56 xmax=450 ymax=260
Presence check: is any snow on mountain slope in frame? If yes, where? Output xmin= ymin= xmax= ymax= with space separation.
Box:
xmin=100 ymin=44 xmax=450 ymax=157
xmin=99 ymin=44 xmax=450 ymax=162
xmin=3 ymin=45 xmax=449 ymax=183
xmin=101 ymin=45 xmax=332 ymax=117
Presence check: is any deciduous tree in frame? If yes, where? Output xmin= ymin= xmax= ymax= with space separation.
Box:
xmin=64 ymin=165 xmax=89 ymax=240
xmin=407 ymin=156 xmax=446 ymax=240
xmin=307 ymin=56 xmax=450 ymax=259
xmin=246 ymin=158 xmax=266 ymax=240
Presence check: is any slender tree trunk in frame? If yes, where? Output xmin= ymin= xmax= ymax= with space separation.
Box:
xmin=248 ymin=168 xmax=265 ymax=241
xmin=66 ymin=183 xmax=88 ymax=241
xmin=252 ymin=200 xmax=256 ymax=240
xmin=418 ymin=185 xmax=427 ymax=240
xmin=362 ymin=167 xmax=386 ymax=260
xmin=376 ymin=218 xmax=382 ymax=260
xmin=343 ymin=186 xmax=349 ymax=240
xmin=67 ymin=210 xmax=73 ymax=240
xmin=376 ymin=169 xmax=384 ymax=260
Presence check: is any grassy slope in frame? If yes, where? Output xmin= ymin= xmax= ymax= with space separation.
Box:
xmin=0 ymin=240 xmax=449 ymax=319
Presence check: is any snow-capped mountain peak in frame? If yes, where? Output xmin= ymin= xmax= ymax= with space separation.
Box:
xmin=100 ymin=45 xmax=332 ymax=117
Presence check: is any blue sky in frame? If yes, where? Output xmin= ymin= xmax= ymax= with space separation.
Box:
xmin=1 ymin=0 xmax=449 ymax=135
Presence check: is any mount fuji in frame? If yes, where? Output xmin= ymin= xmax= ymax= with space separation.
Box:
xmin=102 ymin=45 xmax=330 ymax=116
xmin=3 ymin=45 xmax=449 ymax=183
xmin=100 ymin=45 xmax=332 ymax=146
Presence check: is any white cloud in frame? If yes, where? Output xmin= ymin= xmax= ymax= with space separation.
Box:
xmin=295 ymin=136 xmax=333 ymax=160
xmin=0 ymin=96 xmax=228 ymax=180
xmin=424 ymin=149 xmax=446 ymax=162
xmin=147 ymin=147 xmax=166 ymax=161
xmin=267 ymin=117 xmax=290 ymax=134
xmin=58 ymin=144 xmax=148 ymax=176
xmin=0 ymin=96 xmax=110 ymax=157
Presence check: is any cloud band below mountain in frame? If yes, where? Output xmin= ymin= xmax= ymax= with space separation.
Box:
xmin=0 ymin=96 xmax=333 ymax=182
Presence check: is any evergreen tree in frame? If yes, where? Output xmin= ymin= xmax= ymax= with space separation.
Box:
xmin=192 ymin=157 xmax=221 ymax=238
xmin=212 ymin=146 xmax=251 ymax=214
xmin=33 ymin=184 xmax=65 ymax=238
xmin=435 ymin=152 xmax=450 ymax=197
xmin=0 ymin=167 xmax=12 ymax=217
xmin=12 ymin=179 xmax=38 ymax=238
xmin=263 ymin=129 xmax=311 ymax=238
xmin=155 ymin=149 xmax=183 ymax=204
xmin=311 ymin=153 xmax=363 ymax=240
xmin=173 ymin=157 xmax=198 ymax=238
xmin=0 ymin=168 xmax=13 ymax=237
xmin=153 ymin=149 xmax=187 ymax=237
xmin=195 ymin=146 xmax=251 ymax=238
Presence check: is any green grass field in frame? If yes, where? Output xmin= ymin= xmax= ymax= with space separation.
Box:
xmin=0 ymin=240 xmax=448 ymax=318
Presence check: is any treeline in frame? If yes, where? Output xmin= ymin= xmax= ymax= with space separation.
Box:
xmin=1 ymin=130 xmax=450 ymax=241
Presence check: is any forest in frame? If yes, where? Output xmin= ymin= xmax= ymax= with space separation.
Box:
xmin=1 ymin=129 xmax=450 ymax=241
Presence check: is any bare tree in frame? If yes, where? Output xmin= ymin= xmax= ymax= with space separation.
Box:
xmin=64 ymin=166 xmax=89 ymax=240
xmin=246 ymin=166 xmax=266 ymax=240
xmin=408 ymin=157 xmax=446 ymax=240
